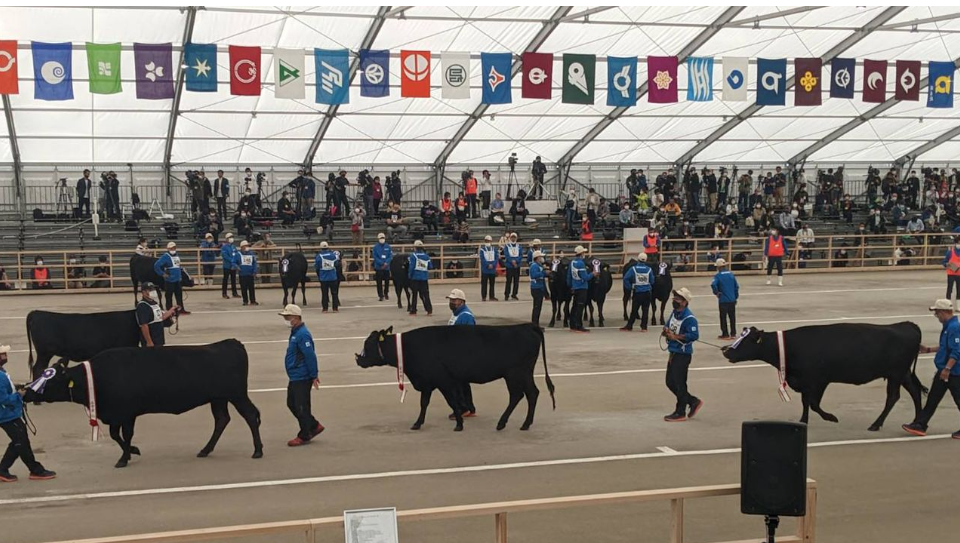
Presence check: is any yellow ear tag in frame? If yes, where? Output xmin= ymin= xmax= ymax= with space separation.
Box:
xmin=68 ymin=380 xmax=74 ymax=388
xmin=378 ymin=334 xmax=385 ymax=342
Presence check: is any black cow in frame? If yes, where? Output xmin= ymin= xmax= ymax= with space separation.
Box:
xmin=25 ymin=339 xmax=263 ymax=468
xmin=355 ymin=324 xmax=555 ymax=432
xmin=649 ymin=261 xmax=673 ymax=326
xmin=129 ymin=255 xmax=195 ymax=309
xmin=280 ymin=252 xmax=308 ymax=306
xmin=390 ymin=254 xmax=412 ymax=310
xmin=621 ymin=258 xmax=637 ymax=321
xmin=722 ymin=323 xmax=926 ymax=431
xmin=547 ymin=259 xmax=571 ymax=328
xmin=26 ymin=310 xmax=142 ymax=380
xmin=584 ymin=258 xmax=613 ymax=327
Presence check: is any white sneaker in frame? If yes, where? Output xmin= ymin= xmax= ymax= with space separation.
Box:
xmin=778 ymin=278 xmax=783 ymax=286
xmin=766 ymin=279 xmax=771 ymax=285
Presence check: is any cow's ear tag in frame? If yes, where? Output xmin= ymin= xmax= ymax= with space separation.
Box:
xmin=378 ymin=334 xmax=385 ymax=342
xmin=68 ymin=380 xmax=74 ymax=388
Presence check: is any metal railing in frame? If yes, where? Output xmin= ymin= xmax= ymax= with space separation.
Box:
xmin=39 ymin=480 xmax=817 ymax=543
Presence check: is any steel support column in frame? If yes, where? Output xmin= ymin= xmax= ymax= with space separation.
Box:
xmin=1 ymin=95 xmax=25 ymax=217
xmin=162 ymin=6 xmax=198 ymax=203
xmin=895 ymin=122 xmax=960 ymax=167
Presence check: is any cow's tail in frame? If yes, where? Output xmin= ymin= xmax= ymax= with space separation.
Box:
xmin=25 ymin=311 xmax=34 ymax=374
xmin=536 ymin=325 xmax=556 ymax=409
xmin=912 ymin=351 xmax=929 ymax=396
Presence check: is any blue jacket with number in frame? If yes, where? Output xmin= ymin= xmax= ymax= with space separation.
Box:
xmin=285 ymin=323 xmax=318 ymax=381
xmin=936 ymin=316 xmax=960 ymax=376
xmin=711 ymin=270 xmax=740 ymax=303
xmin=664 ymin=307 xmax=699 ymax=355
xmin=154 ymin=252 xmax=182 ymax=283
xmin=238 ymin=250 xmax=258 ymax=277
xmin=478 ymin=245 xmax=498 ymax=276
xmin=408 ymin=251 xmax=433 ymax=281
xmin=502 ymin=243 xmax=523 ymax=269
xmin=314 ymin=250 xmax=340 ymax=282
xmin=0 ymin=370 xmax=23 ymax=424
xmin=568 ymin=257 xmax=591 ymax=290
xmin=623 ymin=263 xmax=655 ymax=293
xmin=372 ymin=242 xmax=393 ymax=271
xmin=221 ymin=243 xmax=239 ymax=270
xmin=529 ymin=262 xmax=547 ymax=291
xmin=200 ymin=240 xmax=218 ymax=263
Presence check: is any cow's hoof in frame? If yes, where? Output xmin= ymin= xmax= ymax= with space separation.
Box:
xmin=410 ymin=424 xmax=422 ymax=431
xmin=115 ymin=459 xmax=129 ymax=469
xmin=548 ymin=322 xmax=555 ymax=328
xmin=599 ymin=321 xmax=605 ymax=328
xmin=823 ymin=413 xmax=840 ymax=423
xmin=589 ymin=320 xmax=595 ymax=327
xmin=496 ymin=422 xmax=506 ymax=431
xmin=867 ymin=424 xmax=881 ymax=432
xmin=129 ymin=446 xmax=141 ymax=456
xmin=197 ymin=449 xmax=211 ymax=458
xmin=252 ymin=450 xmax=263 ymax=459
xmin=520 ymin=424 xmax=531 ymax=431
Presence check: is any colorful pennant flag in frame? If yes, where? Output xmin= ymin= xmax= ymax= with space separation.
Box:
xmin=522 ymin=52 xmax=552 ymax=100
xmin=32 ymin=41 xmax=73 ymax=101
xmin=756 ymin=58 xmax=786 ymax=106
xmin=400 ymin=50 xmax=431 ymax=98
xmin=273 ymin=48 xmax=304 ymax=99
xmin=895 ymin=60 xmax=921 ymax=101
xmin=562 ymin=54 xmax=595 ymax=104
xmin=862 ymin=59 xmax=887 ymax=103
xmin=647 ymin=56 xmax=678 ymax=103
xmin=184 ymin=43 xmax=217 ymax=92
xmin=0 ymin=40 xmax=19 ymax=95
xmin=134 ymin=43 xmax=174 ymax=100
xmin=359 ymin=50 xmax=389 ymax=98
xmin=315 ymin=49 xmax=349 ymax=105
xmin=686 ymin=57 xmax=714 ymax=102
xmin=85 ymin=42 xmax=122 ymax=95
xmin=607 ymin=56 xmax=637 ymax=107
xmin=794 ymin=58 xmax=822 ymax=106
xmin=722 ymin=57 xmax=748 ymax=102
xmin=441 ymin=52 xmax=470 ymax=100
xmin=229 ymin=45 xmax=261 ymax=96
xmin=481 ymin=52 xmax=511 ymax=105
xmin=829 ymin=58 xmax=855 ymax=99
xmin=928 ymin=61 xmax=955 ymax=109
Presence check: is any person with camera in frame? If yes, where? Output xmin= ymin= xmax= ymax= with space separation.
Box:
xmin=136 ymin=281 xmax=178 ymax=347
xmin=372 ymin=176 xmax=384 ymax=216
xmin=531 ymin=156 xmax=547 ymax=200
xmin=201 ymin=171 xmax=213 ymax=214
xmin=358 ymin=170 xmax=373 ymax=217
xmin=386 ymin=171 xmax=403 ymax=205
xmin=288 ymin=169 xmax=308 ymax=217
xmin=154 ymin=241 xmax=190 ymax=314
xmin=76 ymin=169 xmax=93 ymax=217
xmin=0 ymin=343 xmax=57 ymax=482
xmin=334 ymin=170 xmax=350 ymax=218
xmin=303 ymin=172 xmax=316 ymax=218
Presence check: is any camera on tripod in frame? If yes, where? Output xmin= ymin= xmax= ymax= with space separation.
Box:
xmin=508 ymin=152 xmax=518 ymax=171
xmin=57 ymin=177 xmax=68 ymax=188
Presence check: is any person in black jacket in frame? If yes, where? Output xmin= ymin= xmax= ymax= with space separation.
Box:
xmin=531 ymin=156 xmax=547 ymax=199
xmin=213 ymin=170 xmax=229 ymax=218
xmin=76 ymin=169 xmax=93 ymax=217
xmin=277 ymin=191 xmax=296 ymax=225
xmin=201 ymin=171 xmax=213 ymax=214
xmin=334 ymin=170 xmax=349 ymax=217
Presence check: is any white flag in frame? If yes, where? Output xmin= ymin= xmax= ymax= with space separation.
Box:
xmin=274 ymin=48 xmax=305 ymax=99
xmin=722 ymin=57 xmax=748 ymax=102
xmin=441 ymin=52 xmax=470 ymax=99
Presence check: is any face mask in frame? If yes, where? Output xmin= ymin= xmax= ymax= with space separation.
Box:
xmin=672 ymin=301 xmax=682 ymax=311
xmin=484 ymin=243 xmax=491 ymax=248
xmin=170 ymin=250 xmax=177 ymax=256
xmin=285 ymin=319 xmax=293 ymax=328
xmin=36 ymin=261 xmax=43 ymax=266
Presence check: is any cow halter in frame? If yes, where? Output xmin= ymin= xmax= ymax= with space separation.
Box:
xmin=81 ymin=361 xmax=100 ymax=440
xmin=394 ymin=334 xmax=406 ymax=403
xmin=775 ymin=331 xmax=791 ymax=402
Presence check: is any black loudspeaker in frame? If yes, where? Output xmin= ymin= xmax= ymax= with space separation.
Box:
xmin=741 ymin=421 xmax=807 ymax=517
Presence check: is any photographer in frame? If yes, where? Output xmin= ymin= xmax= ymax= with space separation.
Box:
xmin=386 ymin=170 xmax=402 ymax=205
xmin=213 ymin=170 xmax=229 ymax=218
xmin=531 ymin=156 xmax=546 ymax=199
xmin=288 ymin=169 xmax=309 ymax=217
xmin=335 ymin=170 xmax=350 ymax=217
xmin=303 ymin=171 xmax=316 ymax=217
xmin=187 ymin=171 xmax=204 ymax=216
xmin=201 ymin=171 xmax=212 ymax=214
xmin=76 ymin=169 xmax=93 ymax=217
xmin=357 ymin=169 xmax=374 ymax=217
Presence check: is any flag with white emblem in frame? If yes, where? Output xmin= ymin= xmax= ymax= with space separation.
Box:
xmin=0 ymin=40 xmax=18 ymax=95
xmin=134 ymin=43 xmax=174 ymax=100
xmin=522 ymin=52 xmax=552 ymax=99
xmin=359 ymin=50 xmax=389 ymax=98
xmin=895 ymin=60 xmax=920 ymax=101
xmin=829 ymin=57 xmax=855 ymax=99
xmin=862 ymin=59 xmax=887 ymax=103
xmin=481 ymin=52 xmax=511 ymax=104
xmin=314 ymin=49 xmax=349 ymax=105
xmin=928 ymin=61 xmax=955 ymax=109
xmin=756 ymin=58 xmax=786 ymax=106
xmin=273 ymin=48 xmax=304 ymax=99
xmin=184 ymin=43 xmax=217 ymax=92
xmin=86 ymin=42 xmax=122 ymax=95
xmin=562 ymin=53 xmax=595 ymax=104
xmin=32 ymin=41 xmax=73 ymax=101
xmin=686 ymin=57 xmax=713 ymax=102
xmin=441 ymin=52 xmax=470 ymax=100
xmin=229 ymin=45 xmax=261 ymax=96
xmin=607 ymin=56 xmax=636 ymax=106
xmin=722 ymin=57 xmax=748 ymax=102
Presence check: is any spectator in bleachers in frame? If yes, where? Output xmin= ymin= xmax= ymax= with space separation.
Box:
xmin=778 ymin=208 xmax=797 ymax=235
xmin=634 ymin=188 xmax=650 ymax=216
xmin=90 ymin=256 xmax=110 ymax=288
xmin=31 ymin=257 xmax=52 ymax=290
xmin=833 ymin=244 xmax=850 ymax=268
xmin=136 ymin=237 xmax=148 ymax=256
xmin=563 ymin=189 xmax=577 ymax=233
xmin=510 ymin=191 xmax=529 ymax=226
xmin=0 ymin=262 xmax=12 ymax=290
xmin=453 ymin=221 xmax=470 ymax=244
xmin=420 ymin=200 xmax=439 ymax=235
xmin=842 ymin=194 xmax=854 ymax=223
xmin=907 ymin=215 xmax=925 ymax=243
xmin=66 ymin=258 xmax=85 ymax=289
xmin=664 ymin=198 xmax=681 ymax=226
xmin=618 ymin=203 xmax=635 ymax=227
xmin=200 ymin=233 xmax=218 ymax=285
xmin=350 ymin=206 xmax=365 ymax=246
xmin=580 ymin=214 xmax=594 ymax=241
xmin=234 ymin=210 xmax=253 ymax=238
xmin=480 ymin=170 xmax=493 ymax=213
xmin=318 ymin=210 xmax=335 ymax=242
xmin=213 ymin=170 xmax=229 ymax=218
xmin=277 ymin=191 xmax=296 ymax=226
xmin=76 ymin=169 xmax=93 ymax=217
xmin=199 ymin=209 xmax=222 ymax=242
xmin=372 ymin=176 xmax=383 ymax=216
xmin=868 ymin=208 xmax=887 ymax=235
xmin=455 ymin=192 xmax=468 ymax=224
xmin=797 ymin=223 xmax=815 ymax=264
xmin=386 ymin=201 xmax=407 ymax=242
xmin=440 ymin=192 xmax=453 ymax=224
xmin=585 ymin=188 xmax=601 ymax=215
xmin=491 ymin=193 xmax=505 ymax=226
xmin=465 ymin=171 xmax=479 ymax=218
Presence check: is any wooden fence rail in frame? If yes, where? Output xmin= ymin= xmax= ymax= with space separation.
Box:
xmin=43 ymin=480 xmax=817 ymax=543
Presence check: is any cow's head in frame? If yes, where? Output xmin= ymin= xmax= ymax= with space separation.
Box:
xmin=720 ymin=327 xmax=764 ymax=363
xmin=21 ymin=359 xmax=79 ymax=404
xmin=355 ymin=326 xmax=394 ymax=368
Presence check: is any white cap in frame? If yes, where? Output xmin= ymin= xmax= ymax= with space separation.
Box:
xmin=167 ymin=241 xmax=177 ymax=249
xmin=240 ymin=240 xmax=249 ymax=247
xmin=278 ymin=304 xmax=302 ymax=317
xmin=320 ymin=241 xmax=329 ymax=249
xmin=204 ymin=233 xmax=213 ymax=239
xmin=673 ymin=287 xmax=693 ymax=303
xmin=532 ymin=239 xmax=541 ymax=245
xmin=484 ymin=235 xmax=493 ymax=242
xmin=575 ymin=245 xmax=586 ymax=254
xmin=532 ymin=250 xmax=544 ymax=259
xmin=930 ymin=299 xmax=954 ymax=311
xmin=225 ymin=232 xmax=234 ymax=240
xmin=377 ymin=232 xmax=385 ymax=239
xmin=715 ymin=258 xmax=727 ymax=267
xmin=445 ymin=288 xmax=467 ymax=301
xmin=414 ymin=240 xmax=424 ymax=247
xmin=0 ymin=344 xmax=10 ymax=354
xmin=637 ymin=253 xmax=648 ymax=262
xmin=509 ymin=232 xmax=518 ymax=239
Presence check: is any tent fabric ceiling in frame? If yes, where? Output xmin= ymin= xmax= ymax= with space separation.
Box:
xmin=2 ymin=5 xmax=960 ymax=166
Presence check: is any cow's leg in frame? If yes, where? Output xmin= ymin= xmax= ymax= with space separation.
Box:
xmin=230 ymin=396 xmax=264 ymax=459
xmin=622 ymin=289 xmax=630 ymax=321
xmin=497 ymin=378 xmax=525 ymax=431
xmin=300 ymin=279 xmax=307 ymax=306
xmin=597 ymin=296 xmax=606 ymax=327
xmin=282 ymin=281 xmax=289 ymax=306
xmin=548 ymin=299 xmax=557 ymax=327
xmin=519 ymin=374 xmax=541 ymax=431
xmin=586 ymin=300 xmax=595 ymax=328
xmin=808 ymin=384 xmax=839 ymax=423
xmin=438 ymin=386 xmax=464 ymax=431
xmin=114 ymin=420 xmax=135 ymax=468
xmin=411 ymin=389 xmax=433 ymax=430
xmin=125 ymin=418 xmax=140 ymax=456
xmin=198 ymin=400 xmax=231 ymax=457
xmin=799 ymin=391 xmax=810 ymax=424
xmin=903 ymin=370 xmax=925 ymax=423
xmin=869 ymin=379 xmax=901 ymax=431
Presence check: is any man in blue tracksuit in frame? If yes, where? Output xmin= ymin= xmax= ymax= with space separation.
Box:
xmin=526 ymin=238 xmax=547 ymax=266
xmin=0 ymin=344 xmax=56 ymax=482
xmin=314 ymin=241 xmax=341 ymax=312
xmin=372 ymin=233 xmax=393 ymax=302
xmin=478 ymin=235 xmax=499 ymax=301
xmin=278 ymin=305 xmax=323 ymax=447
xmin=903 ymin=299 xmax=960 ymax=439
xmin=621 ymin=253 xmax=655 ymax=332
xmin=238 ymin=240 xmax=259 ymax=306
xmin=711 ymin=258 xmax=740 ymax=339
xmin=662 ymin=287 xmax=704 ymax=422
xmin=568 ymin=245 xmax=594 ymax=332
xmin=502 ymin=233 xmax=523 ymax=300
xmin=200 ymin=233 xmax=218 ymax=284
xmin=408 ymin=240 xmax=433 ymax=315
xmin=221 ymin=233 xmax=240 ymax=299
xmin=445 ymin=289 xmax=477 ymax=418
xmin=154 ymin=241 xmax=190 ymax=314
xmin=529 ymin=250 xmax=549 ymax=325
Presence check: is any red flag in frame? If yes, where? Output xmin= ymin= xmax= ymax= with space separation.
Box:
xmin=647 ymin=56 xmax=678 ymax=103
xmin=794 ymin=58 xmax=822 ymax=106
xmin=895 ymin=60 xmax=921 ymax=101
xmin=522 ymin=52 xmax=552 ymax=99
xmin=862 ymin=59 xmax=887 ymax=103
xmin=400 ymin=50 xmax=431 ymax=98
xmin=229 ymin=46 xmax=261 ymax=96
xmin=0 ymin=40 xmax=18 ymax=95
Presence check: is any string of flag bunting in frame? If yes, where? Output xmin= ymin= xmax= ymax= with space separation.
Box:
xmin=0 ymin=41 xmax=955 ymax=109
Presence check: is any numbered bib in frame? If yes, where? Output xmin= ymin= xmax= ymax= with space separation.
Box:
xmin=170 ymin=256 xmax=181 ymax=269
xmin=633 ymin=270 xmax=649 ymax=286
xmin=668 ymin=314 xmax=691 ymax=335
xmin=151 ymin=304 xmax=163 ymax=324
xmin=241 ymin=255 xmax=254 ymax=266
xmin=481 ymin=249 xmax=494 ymax=262
xmin=414 ymin=257 xmax=429 ymax=272
xmin=447 ymin=315 xmax=458 ymax=326
xmin=507 ymin=246 xmax=520 ymax=258
xmin=320 ymin=256 xmax=336 ymax=271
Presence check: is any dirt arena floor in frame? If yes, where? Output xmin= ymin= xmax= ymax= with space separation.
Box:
xmin=2 ymin=270 xmax=960 ymax=543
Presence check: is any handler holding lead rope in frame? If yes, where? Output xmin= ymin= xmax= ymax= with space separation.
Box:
xmin=0 ymin=344 xmax=56 ymax=482
xmin=661 ymin=288 xmax=705 ymax=423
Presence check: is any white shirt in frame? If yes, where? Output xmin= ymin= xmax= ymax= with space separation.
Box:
xmin=797 ymin=228 xmax=815 ymax=245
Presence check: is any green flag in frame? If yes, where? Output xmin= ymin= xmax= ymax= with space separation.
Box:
xmin=86 ymin=42 xmax=122 ymax=94
xmin=562 ymin=53 xmax=596 ymax=105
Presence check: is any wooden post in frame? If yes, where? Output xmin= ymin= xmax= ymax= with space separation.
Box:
xmin=796 ymin=486 xmax=817 ymax=543
xmin=495 ymin=512 xmax=508 ymax=543
xmin=670 ymin=497 xmax=684 ymax=543
xmin=825 ymin=235 xmax=833 ymax=269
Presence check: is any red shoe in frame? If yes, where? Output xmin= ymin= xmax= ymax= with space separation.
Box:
xmin=664 ymin=413 xmax=687 ymax=422
xmin=178 ymin=310 xmax=192 ymax=315
xmin=619 ymin=327 xmax=633 ymax=332
xmin=287 ymin=437 xmax=310 ymax=447
xmin=902 ymin=423 xmax=927 ymax=437
xmin=0 ymin=472 xmax=18 ymax=483
xmin=28 ymin=470 xmax=56 ymax=480
xmin=448 ymin=410 xmax=476 ymax=420
xmin=689 ymin=399 xmax=705 ymax=419
xmin=310 ymin=423 xmax=325 ymax=438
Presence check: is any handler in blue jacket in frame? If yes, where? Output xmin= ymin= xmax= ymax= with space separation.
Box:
xmin=372 ymin=233 xmax=393 ymax=302
xmin=529 ymin=250 xmax=549 ymax=325
xmin=445 ymin=289 xmax=477 ymax=419
xmin=279 ymin=305 xmax=323 ymax=447
xmin=621 ymin=253 xmax=655 ymax=332
xmin=408 ymin=240 xmax=433 ymax=315
xmin=221 ymin=233 xmax=240 ymax=299
xmin=200 ymin=233 xmax=218 ymax=284
xmin=314 ymin=241 xmax=341 ymax=312
xmin=502 ymin=232 xmax=523 ymax=300
xmin=662 ymin=287 xmax=704 ymax=422
xmin=0 ymin=344 xmax=56 ymax=481
xmin=568 ymin=245 xmax=595 ymax=332
xmin=903 ymin=299 xmax=960 ymax=438
xmin=154 ymin=241 xmax=190 ymax=314
xmin=710 ymin=258 xmax=740 ymax=340
xmin=238 ymin=240 xmax=259 ymax=306
xmin=478 ymin=235 xmax=499 ymax=302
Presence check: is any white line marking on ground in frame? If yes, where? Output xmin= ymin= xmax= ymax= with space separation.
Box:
xmin=656 ymin=446 xmax=678 ymax=454
xmin=0 ymin=433 xmax=949 ymax=506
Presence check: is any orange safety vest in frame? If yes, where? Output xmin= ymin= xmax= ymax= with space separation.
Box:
xmin=947 ymin=249 xmax=960 ymax=276
xmin=767 ymin=235 xmax=785 ymax=257
xmin=34 ymin=267 xmax=49 ymax=285
xmin=465 ymin=178 xmax=478 ymax=195
xmin=644 ymin=234 xmax=659 ymax=254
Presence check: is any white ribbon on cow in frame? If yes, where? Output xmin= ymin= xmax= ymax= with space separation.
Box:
xmin=82 ymin=361 xmax=100 ymax=440
xmin=775 ymin=331 xmax=791 ymax=403
xmin=395 ymin=333 xmax=406 ymax=403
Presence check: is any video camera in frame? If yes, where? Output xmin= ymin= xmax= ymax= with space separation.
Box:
xmin=57 ymin=177 xmax=68 ymax=187
xmin=508 ymin=152 xmax=518 ymax=170
xmin=255 ymin=172 xmax=266 ymax=186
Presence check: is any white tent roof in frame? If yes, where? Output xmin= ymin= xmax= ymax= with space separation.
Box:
xmin=1 ymin=5 xmax=960 ymax=167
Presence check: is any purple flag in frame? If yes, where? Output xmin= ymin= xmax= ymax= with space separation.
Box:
xmin=134 ymin=43 xmax=174 ymax=99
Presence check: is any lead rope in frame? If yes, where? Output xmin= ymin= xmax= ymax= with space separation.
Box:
xmin=81 ymin=361 xmax=100 ymax=440
xmin=776 ymin=331 xmax=791 ymax=402
xmin=395 ymin=333 xmax=406 ymax=403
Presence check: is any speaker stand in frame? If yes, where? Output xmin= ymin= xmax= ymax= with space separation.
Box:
xmin=764 ymin=515 xmax=780 ymax=543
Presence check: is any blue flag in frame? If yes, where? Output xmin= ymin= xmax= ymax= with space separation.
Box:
xmin=829 ymin=57 xmax=855 ymax=99
xmin=756 ymin=58 xmax=786 ymax=106
xmin=359 ymin=49 xmax=388 ymax=98
xmin=184 ymin=43 xmax=217 ymax=92
xmin=481 ymin=52 xmax=512 ymax=105
xmin=686 ymin=57 xmax=714 ymax=102
xmin=316 ymin=49 xmax=350 ymax=105
xmin=607 ymin=56 xmax=637 ymax=106
xmin=32 ymin=41 xmax=73 ymax=101
xmin=928 ymin=61 xmax=955 ymax=108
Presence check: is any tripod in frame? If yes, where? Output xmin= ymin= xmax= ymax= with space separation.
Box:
xmin=55 ymin=181 xmax=73 ymax=221
xmin=506 ymin=166 xmax=518 ymax=199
